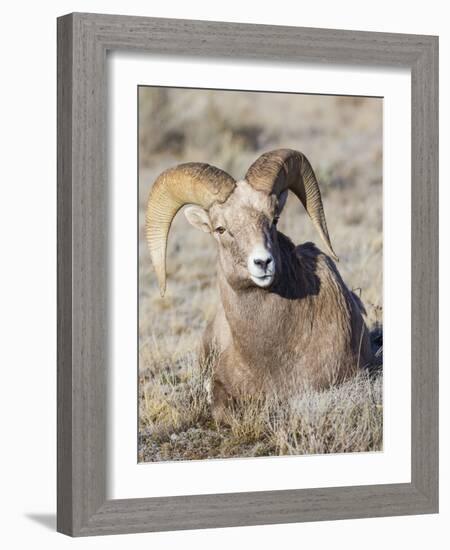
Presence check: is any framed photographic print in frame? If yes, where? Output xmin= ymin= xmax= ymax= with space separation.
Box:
xmin=57 ymin=13 xmax=438 ymax=536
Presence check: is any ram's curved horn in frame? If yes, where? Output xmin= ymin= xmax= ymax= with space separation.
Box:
xmin=146 ymin=163 xmax=236 ymax=296
xmin=245 ymin=148 xmax=338 ymax=261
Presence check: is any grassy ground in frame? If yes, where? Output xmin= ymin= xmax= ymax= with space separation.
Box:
xmin=138 ymin=88 xmax=383 ymax=462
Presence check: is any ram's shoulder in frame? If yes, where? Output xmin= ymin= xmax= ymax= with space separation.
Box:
xmin=295 ymin=241 xmax=321 ymax=259
xmin=295 ymin=241 xmax=344 ymax=283
xmin=295 ymin=241 xmax=333 ymax=266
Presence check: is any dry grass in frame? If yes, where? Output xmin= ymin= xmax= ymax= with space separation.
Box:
xmin=138 ymin=87 xmax=383 ymax=462
xmin=138 ymin=350 xmax=382 ymax=461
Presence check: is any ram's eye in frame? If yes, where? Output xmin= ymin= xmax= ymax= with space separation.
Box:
xmin=215 ymin=226 xmax=226 ymax=235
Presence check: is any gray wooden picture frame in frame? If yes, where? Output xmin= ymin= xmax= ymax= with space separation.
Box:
xmin=57 ymin=12 xmax=438 ymax=537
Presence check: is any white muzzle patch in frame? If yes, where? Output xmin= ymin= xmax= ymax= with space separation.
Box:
xmin=248 ymin=245 xmax=275 ymax=288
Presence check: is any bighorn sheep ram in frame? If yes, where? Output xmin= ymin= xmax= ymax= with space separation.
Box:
xmin=146 ymin=149 xmax=374 ymax=421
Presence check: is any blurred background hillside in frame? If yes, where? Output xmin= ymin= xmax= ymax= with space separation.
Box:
xmin=138 ymin=87 xmax=383 ymax=461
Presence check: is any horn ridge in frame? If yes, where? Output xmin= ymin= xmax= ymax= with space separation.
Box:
xmin=245 ymin=149 xmax=338 ymax=261
xmin=145 ymin=162 xmax=235 ymax=296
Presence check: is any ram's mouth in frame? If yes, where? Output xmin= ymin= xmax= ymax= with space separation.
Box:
xmin=250 ymin=273 xmax=275 ymax=288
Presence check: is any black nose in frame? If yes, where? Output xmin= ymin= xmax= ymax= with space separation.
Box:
xmin=253 ymin=257 xmax=272 ymax=270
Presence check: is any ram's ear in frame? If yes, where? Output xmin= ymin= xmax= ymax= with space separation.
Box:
xmin=184 ymin=205 xmax=212 ymax=233
xmin=277 ymin=189 xmax=289 ymax=214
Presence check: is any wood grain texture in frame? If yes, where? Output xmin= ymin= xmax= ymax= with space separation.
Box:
xmin=57 ymin=12 xmax=439 ymax=536
xmin=410 ymin=36 xmax=439 ymax=506
xmin=57 ymin=14 xmax=74 ymax=534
